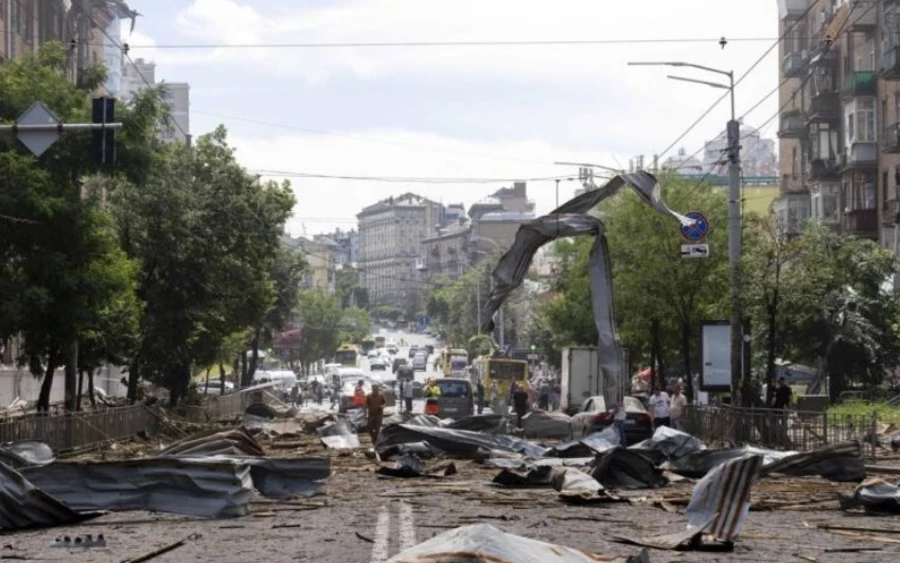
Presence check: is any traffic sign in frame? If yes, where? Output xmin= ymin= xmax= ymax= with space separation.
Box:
xmin=680 ymin=211 xmax=709 ymax=242
xmin=527 ymin=354 xmax=540 ymax=361
xmin=16 ymin=102 xmax=61 ymax=157
xmin=681 ymin=244 xmax=710 ymax=259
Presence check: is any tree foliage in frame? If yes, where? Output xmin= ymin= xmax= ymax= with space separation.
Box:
xmin=294 ymin=289 xmax=343 ymax=371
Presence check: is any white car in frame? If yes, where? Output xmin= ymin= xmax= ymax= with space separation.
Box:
xmin=570 ymin=396 xmax=607 ymax=437
xmin=370 ymin=357 xmax=388 ymax=371
xmin=367 ymin=350 xmax=379 ymax=360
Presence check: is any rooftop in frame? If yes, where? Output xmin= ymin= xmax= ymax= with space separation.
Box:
xmin=358 ymin=193 xmax=440 ymax=218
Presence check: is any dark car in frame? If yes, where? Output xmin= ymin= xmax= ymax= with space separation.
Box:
xmin=408 ymin=346 xmax=420 ymax=359
xmin=392 ymin=357 xmax=408 ymax=373
xmin=586 ymin=396 xmax=653 ymax=446
xmin=433 ymin=378 xmax=474 ymax=419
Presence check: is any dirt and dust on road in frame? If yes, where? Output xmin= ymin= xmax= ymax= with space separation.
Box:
xmin=2 ymin=408 xmax=900 ymax=563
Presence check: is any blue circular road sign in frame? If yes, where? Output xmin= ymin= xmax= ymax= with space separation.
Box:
xmin=680 ymin=211 xmax=709 ymax=242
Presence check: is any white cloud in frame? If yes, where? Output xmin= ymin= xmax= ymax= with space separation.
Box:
xmin=227 ymin=129 xmax=618 ymax=237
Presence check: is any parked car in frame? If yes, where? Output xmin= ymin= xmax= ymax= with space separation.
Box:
xmin=570 ymin=395 xmax=607 ymax=437
xmin=251 ymin=370 xmax=298 ymax=392
xmin=197 ymin=380 xmax=235 ymax=394
xmin=412 ymin=352 xmax=428 ymax=372
xmin=433 ymin=378 xmax=474 ymax=419
xmin=337 ymin=372 xmax=396 ymax=413
xmin=585 ymin=396 xmax=653 ymax=446
xmin=386 ymin=343 xmax=399 ymax=355
xmin=369 ymin=357 xmax=387 ymax=371
xmin=408 ymin=346 xmax=420 ymax=359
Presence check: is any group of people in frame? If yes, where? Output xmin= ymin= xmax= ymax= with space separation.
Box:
xmin=647 ymin=383 xmax=689 ymax=430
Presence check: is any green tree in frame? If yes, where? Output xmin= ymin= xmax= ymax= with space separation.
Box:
xmin=334 ymin=267 xmax=368 ymax=309
xmin=0 ymin=44 xmax=143 ymax=411
xmin=340 ymin=307 xmax=372 ymax=343
xmin=295 ymin=289 xmax=343 ymax=373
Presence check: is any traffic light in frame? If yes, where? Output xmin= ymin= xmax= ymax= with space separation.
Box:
xmin=92 ymin=97 xmax=116 ymax=165
xmin=530 ymin=344 xmax=537 ymax=351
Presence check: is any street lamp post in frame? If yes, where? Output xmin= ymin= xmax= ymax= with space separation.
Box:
xmin=628 ymin=61 xmax=743 ymax=403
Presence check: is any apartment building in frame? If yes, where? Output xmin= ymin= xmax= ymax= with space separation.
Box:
xmin=775 ymin=0 xmax=900 ymax=244
xmin=357 ymin=194 xmax=443 ymax=308
xmin=313 ymin=228 xmax=359 ymax=265
xmin=420 ymin=183 xmax=536 ymax=281
xmin=281 ymin=234 xmax=336 ymax=294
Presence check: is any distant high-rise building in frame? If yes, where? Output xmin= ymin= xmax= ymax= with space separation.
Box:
xmin=120 ymin=58 xmax=191 ymax=144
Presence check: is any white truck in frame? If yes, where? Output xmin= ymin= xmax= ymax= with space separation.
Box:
xmin=560 ymin=346 xmax=602 ymax=415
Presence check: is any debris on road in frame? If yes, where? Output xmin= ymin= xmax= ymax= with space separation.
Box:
xmin=839 ymin=478 xmax=900 ymax=513
xmin=317 ymin=421 xmax=360 ymax=449
xmin=0 ymin=461 xmax=102 ymax=530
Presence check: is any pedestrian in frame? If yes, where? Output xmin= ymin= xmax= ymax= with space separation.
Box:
xmin=423 ymin=378 xmax=441 ymax=399
xmin=365 ymin=383 xmax=387 ymax=444
xmin=315 ymin=381 xmax=324 ymax=405
xmin=290 ymin=383 xmax=299 ymax=407
xmin=538 ymin=379 xmax=550 ymax=410
xmin=488 ymin=381 xmax=499 ymax=413
xmin=649 ymin=386 xmax=671 ymax=429
xmin=773 ymin=378 xmax=792 ymax=409
xmin=512 ymin=385 xmax=529 ymax=428
xmin=550 ymin=380 xmax=561 ymax=411
xmin=476 ymin=378 xmax=485 ymax=415
xmin=402 ymin=372 xmax=414 ymax=413
xmin=669 ymin=384 xmax=688 ymax=430
xmin=352 ymin=380 xmax=366 ymax=410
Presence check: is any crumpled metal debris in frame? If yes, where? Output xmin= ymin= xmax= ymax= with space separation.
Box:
xmin=664 ymin=440 xmax=864 ymax=482
xmin=617 ymin=455 xmax=763 ymax=550
xmin=479 ymin=171 xmax=693 ymax=411
xmin=551 ymin=426 xmax=622 ymax=458
xmin=377 ymin=423 xmax=548 ymax=458
xmin=521 ymin=410 xmax=572 ymax=439
xmin=0 ymin=441 xmax=55 ymax=469
xmin=0 ymin=462 xmax=102 ymax=530
xmin=159 ymin=428 xmax=265 ymax=457
xmin=317 ymin=421 xmax=360 ymax=449
xmin=378 ymin=453 xmax=427 ymax=478
xmin=839 ymin=478 xmax=900 ymax=513
xmin=493 ymin=465 xmax=554 ymax=488
xmin=448 ymin=414 xmax=506 ymax=432
xmin=629 ymin=426 xmax=705 ymax=463
xmin=591 ymin=447 xmax=667 ymax=490
xmin=387 ymin=523 xmax=647 ymax=563
xmin=378 ymin=441 xmax=443 ymax=461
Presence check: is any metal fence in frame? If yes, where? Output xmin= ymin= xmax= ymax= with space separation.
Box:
xmin=0 ymin=405 xmax=160 ymax=453
xmin=685 ymin=405 xmax=876 ymax=452
xmin=174 ymin=385 xmax=280 ymax=423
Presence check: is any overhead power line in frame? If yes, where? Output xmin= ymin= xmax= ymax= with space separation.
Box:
xmin=122 ymin=37 xmax=779 ymax=50
xmin=253 ymin=169 xmax=580 ymax=184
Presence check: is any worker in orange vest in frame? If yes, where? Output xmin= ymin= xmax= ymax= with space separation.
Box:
xmin=352 ymin=380 xmax=366 ymax=409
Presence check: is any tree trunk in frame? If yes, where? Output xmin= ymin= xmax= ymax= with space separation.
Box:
xmin=649 ymin=320 xmax=658 ymax=390
xmin=127 ymin=358 xmax=140 ymax=404
xmin=765 ymin=297 xmax=778 ymax=408
xmin=247 ymin=327 xmax=261 ymax=381
xmin=218 ymin=363 xmax=226 ymax=396
xmin=37 ymin=353 xmax=58 ymax=413
xmin=88 ymin=369 xmax=97 ymax=408
xmin=76 ymin=369 xmax=84 ymax=411
xmin=204 ymin=367 xmax=210 ymax=395
xmin=170 ymin=362 xmax=191 ymax=406
xmin=64 ymin=339 xmax=78 ymax=411
xmin=680 ymin=321 xmax=693 ymax=403
xmin=240 ymin=350 xmax=249 ymax=387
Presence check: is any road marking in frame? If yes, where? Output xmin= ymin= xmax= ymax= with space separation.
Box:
xmin=398 ymin=501 xmax=417 ymax=552
xmin=370 ymin=505 xmax=391 ymax=563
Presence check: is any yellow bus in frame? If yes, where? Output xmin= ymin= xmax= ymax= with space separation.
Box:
xmin=440 ymin=348 xmax=469 ymax=376
xmin=334 ymin=343 xmax=359 ymax=367
xmin=473 ymin=356 xmax=529 ymax=410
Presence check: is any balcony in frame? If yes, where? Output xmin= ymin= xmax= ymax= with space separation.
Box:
xmin=842 ymin=71 xmax=877 ymax=98
xmin=883 ymin=46 xmax=900 ymax=80
xmin=841 ymin=143 xmax=878 ymax=169
xmin=809 ymin=49 xmax=838 ymax=68
xmin=807 ymin=92 xmax=840 ymax=122
xmin=782 ymin=51 xmax=809 ymax=77
xmin=842 ymin=209 xmax=878 ymax=237
xmin=884 ymin=123 xmax=900 ymax=153
xmin=415 ymin=257 xmax=427 ymax=271
xmin=807 ymin=155 xmax=840 ymax=181
xmin=884 ymin=199 xmax=900 ymax=225
xmin=778 ymin=111 xmax=807 ymax=137
xmin=847 ymin=2 xmax=877 ymax=30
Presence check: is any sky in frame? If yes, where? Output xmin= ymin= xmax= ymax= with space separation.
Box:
xmin=121 ymin=0 xmax=780 ymax=237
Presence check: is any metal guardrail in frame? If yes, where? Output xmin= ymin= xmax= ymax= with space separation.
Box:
xmin=0 ymin=405 xmax=160 ymax=453
xmin=684 ymin=405 xmax=875 ymax=452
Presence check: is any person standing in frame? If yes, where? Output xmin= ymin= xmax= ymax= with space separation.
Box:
xmin=352 ymin=380 xmax=366 ymax=410
xmin=773 ymin=378 xmax=792 ymax=409
xmin=402 ymin=374 xmax=414 ymax=413
xmin=649 ymin=387 xmax=671 ymax=428
xmin=512 ymin=385 xmax=529 ymax=428
xmin=538 ymin=379 xmax=550 ymax=410
xmin=290 ymin=383 xmax=299 ymax=407
xmin=476 ymin=378 xmax=485 ymax=415
xmin=365 ymin=384 xmax=387 ymax=444
xmin=669 ymin=385 xmax=688 ymax=430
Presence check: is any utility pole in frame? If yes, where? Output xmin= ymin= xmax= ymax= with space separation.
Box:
xmin=628 ymin=60 xmax=743 ymax=404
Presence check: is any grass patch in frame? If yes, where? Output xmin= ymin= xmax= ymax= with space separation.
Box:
xmin=827 ymin=400 xmax=900 ymax=422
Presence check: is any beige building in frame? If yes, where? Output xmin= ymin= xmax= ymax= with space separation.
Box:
xmin=775 ymin=0 xmax=896 ymax=243
xmin=282 ymin=235 xmax=335 ymax=294
xmin=420 ymin=182 xmax=536 ymax=281
xmin=357 ymin=193 xmax=443 ymax=308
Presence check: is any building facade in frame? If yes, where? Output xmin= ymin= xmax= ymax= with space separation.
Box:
xmin=357 ymin=193 xmax=443 ymax=308
xmin=420 ymin=182 xmax=536 ymax=281
xmin=282 ymin=235 xmax=336 ymax=294
xmin=313 ymin=228 xmax=359 ymax=265
xmin=775 ymin=0 xmax=899 ymax=243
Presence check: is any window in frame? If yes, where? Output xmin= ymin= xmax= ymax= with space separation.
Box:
xmin=845 ymin=98 xmax=876 ymax=144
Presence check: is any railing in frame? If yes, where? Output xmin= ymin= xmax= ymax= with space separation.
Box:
xmin=842 ymin=71 xmax=877 ymax=97
xmin=174 ymin=384 xmax=278 ymax=423
xmin=0 ymin=405 xmax=160 ymax=453
xmin=684 ymin=405 xmax=876 ymax=453
xmin=778 ymin=112 xmax=807 ymax=137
